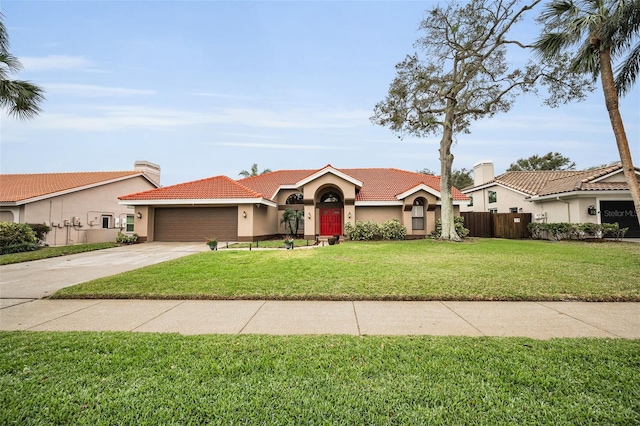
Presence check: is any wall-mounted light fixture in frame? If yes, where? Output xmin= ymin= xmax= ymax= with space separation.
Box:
xmin=587 ymin=205 xmax=597 ymax=216
xmin=243 ymin=211 xmax=247 ymax=218
xmin=348 ymin=211 xmax=352 ymax=219
xmin=307 ymin=212 xmax=311 ymax=219
xmin=136 ymin=212 xmax=142 ymax=219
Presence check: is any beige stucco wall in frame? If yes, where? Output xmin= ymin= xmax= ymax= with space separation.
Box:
xmin=301 ymin=174 xmax=357 ymax=201
xmin=530 ymin=194 xmax=633 ymax=225
xmin=21 ymin=176 xmax=155 ymax=246
xmin=462 ymin=185 xmax=533 ymax=214
xmin=299 ymin=173 xmax=358 ymax=238
xmin=401 ymin=191 xmax=439 ymax=236
xmin=252 ymin=204 xmax=279 ymax=239
xmin=355 ymin=206 xmax=403 ymax=223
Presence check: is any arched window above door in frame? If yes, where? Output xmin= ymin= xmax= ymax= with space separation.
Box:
xmin=320 ymin=192 xmax=342 ymax=203
xmin=286 ymin=193 xmax=304 ymax=204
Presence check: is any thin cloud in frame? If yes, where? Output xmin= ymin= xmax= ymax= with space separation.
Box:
xmin=211 ymin=142 xmax=351 ymax=150
xmin=44 ymin=83 xmax=156 ymax=97
xmin=19 ymin=55 xmax=99 ymax=72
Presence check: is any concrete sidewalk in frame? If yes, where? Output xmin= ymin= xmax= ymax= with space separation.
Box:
xmin=1 ymin=299 xmax=638 ymax=339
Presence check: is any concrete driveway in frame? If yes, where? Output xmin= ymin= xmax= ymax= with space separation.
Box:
xmin=0 ymin=242 xmax=209 ymax=300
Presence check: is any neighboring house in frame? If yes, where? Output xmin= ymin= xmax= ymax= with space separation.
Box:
xmin=119 ymin=165 xmax=469 ymax=242
xmin=0 ymin=161 xmax=160 ymax=245
xmin=462 ymin=161 xmax=640 ymax=237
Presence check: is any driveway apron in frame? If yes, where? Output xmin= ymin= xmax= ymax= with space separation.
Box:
xmin=0 ymin=242 xmax=208 ymax=299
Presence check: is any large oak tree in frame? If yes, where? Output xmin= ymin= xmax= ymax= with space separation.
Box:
xmin=372 ymin=0 xmax=588 ymax=240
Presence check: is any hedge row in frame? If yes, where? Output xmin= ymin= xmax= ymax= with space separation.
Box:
xmin=0 ymin=243 xmax=39 ymax=255
xmin=344 ymin=219 xmax=407 ymax=241
xmin=528 ymin=222 xmax=628 ymax=241
xmin=0 ymin=222 xmax=38 ymax=248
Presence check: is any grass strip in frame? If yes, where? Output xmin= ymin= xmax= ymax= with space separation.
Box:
xmin=1 ymin=332 xmax=638 ymax=425
xmin=53 ymin=239 xmax=640 ymax=301
xmin=228 ymin=239 xmax=315 ymax=249
xmin=0 ymin=243 xmax=119 ymax=265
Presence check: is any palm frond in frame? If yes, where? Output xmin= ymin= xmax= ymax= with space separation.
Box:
xmin=0 ymin=79 xmax=45 ymax=120
xmin=614 ymin=41 xmax=640 ymax=96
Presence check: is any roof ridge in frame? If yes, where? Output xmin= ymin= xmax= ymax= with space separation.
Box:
xmin=0 ymin=170 xmax=137 ymax=177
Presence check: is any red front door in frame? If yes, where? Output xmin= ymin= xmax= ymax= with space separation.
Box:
xmin=320 ymin=208 xmax=342 ymax=236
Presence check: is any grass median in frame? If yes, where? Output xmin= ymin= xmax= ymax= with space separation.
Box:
xmin=0 ymin=243 xmax=118 ymax=266
xmin=52 ymin=238 xmax=640 ymax=301
xmin=1 ymin=332 xmax=638 ymax=425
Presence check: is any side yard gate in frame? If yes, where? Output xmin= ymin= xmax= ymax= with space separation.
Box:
xmin=461 ymin=212 xmax=532 ymax=239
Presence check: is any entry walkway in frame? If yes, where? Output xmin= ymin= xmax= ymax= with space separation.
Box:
xmin=1 ymin=299 xmax=638 ymax=339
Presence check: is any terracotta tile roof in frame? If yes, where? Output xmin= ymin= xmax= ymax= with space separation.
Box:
xmin=0 ymin=171 xmax=141 ymax=203
xmin=237 ymin=169 xmax=313 ymax=199
xmin=464 ymin=163 xmax=638 ymax=198
xmin=120 ymin=167 xmax=468 ymax=203
xmin=119 ymin=175 xmax=264 ymax=200
xmin=535 ymin=163 xmax=629 ymax=196
xmin=238 ymin=167 xmax=468 ymax=202
xmin=471 ymin=170 xmax=584 ymax=195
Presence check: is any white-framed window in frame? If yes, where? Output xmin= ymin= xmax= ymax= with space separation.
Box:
xmin=126 ymin=215 xmax=134 ymax=232
xmin=488 ymin=190 xmax=497 ymax=204
xmin=412 ymin=199 xmax=425 ymax=230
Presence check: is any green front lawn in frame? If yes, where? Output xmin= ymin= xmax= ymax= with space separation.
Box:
xmin=1 ymin=332 xmax=638 ymax=425
xmin=53 ymin=239 xmax=640 ymax=301
xmin=0 ymin=243 xmax=119 ymax=265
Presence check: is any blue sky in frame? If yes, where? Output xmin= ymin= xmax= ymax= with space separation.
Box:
xmin=1 ymin=0 xmax=638 ymax=186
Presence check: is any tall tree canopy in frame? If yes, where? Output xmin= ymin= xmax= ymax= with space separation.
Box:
xmin=0 ymin=13 xmax=44 ymax=120
xmin=535 ymin=0 xmax=640 ymax=224
xmin=508 ymin=152 xmax=576 ymax=171
xmin=372 ymin=0 xmax=587 ymax=240
xmin=239 ymin=163 xmax=272 ymax=178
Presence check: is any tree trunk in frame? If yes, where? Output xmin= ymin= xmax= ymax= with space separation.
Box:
xmin=438 ymin=100 xmax=460 ymax=241
xmin=599 ymin=47 xmax=640 ymax=226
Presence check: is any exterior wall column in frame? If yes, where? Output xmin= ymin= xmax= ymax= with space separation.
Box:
xmin=303 ymin=200 xmax=316 ymax=240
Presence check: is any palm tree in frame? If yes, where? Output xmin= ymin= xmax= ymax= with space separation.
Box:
xmin=238 ymin=163 xmax=272 ymax=178
xmin=280 ymin=208 xmax=304 ymax=236
xmin=535 ymin=0 xmax=640 ymax=223
xmin=0 ymin=13 xmax=44 ymax=120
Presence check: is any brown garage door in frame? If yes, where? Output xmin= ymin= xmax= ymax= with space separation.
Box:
xmin=154 ymin=207 xmax=238 ymax=242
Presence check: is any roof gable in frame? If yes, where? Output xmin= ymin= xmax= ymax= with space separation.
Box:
xmin=295 ymin=164 xmax=363 ymax=189
xmin=0 ymin=171 xmax=148 ymax=204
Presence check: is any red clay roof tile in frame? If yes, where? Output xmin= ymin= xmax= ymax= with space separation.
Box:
xmin=119 ymin=175 xmax=264 ymax=200
xmin=119 ymin=167 xmax=468 ymax=202
xmin=0 ymin=171 xmax=141 ymax=203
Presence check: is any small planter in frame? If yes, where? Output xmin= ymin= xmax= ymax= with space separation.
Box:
xmin=284 ymin=242 xmax=293 ymax=250
xmin=328 ymin=237 xmax=336 ymax=245
xmin=208 ymin=244 xmax=217 ymax=251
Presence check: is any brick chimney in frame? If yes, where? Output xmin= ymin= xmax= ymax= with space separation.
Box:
xmin=473 ymin=160 xmax=494 ymax=186
xmin=134 ymin=160 xmax=161 ymax=186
